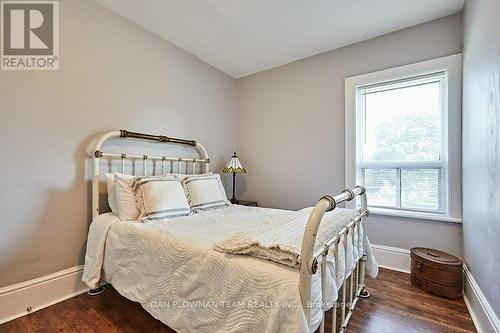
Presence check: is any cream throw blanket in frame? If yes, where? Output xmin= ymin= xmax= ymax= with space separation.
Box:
xmin=214 ymin=207 xmax=378 ymax=278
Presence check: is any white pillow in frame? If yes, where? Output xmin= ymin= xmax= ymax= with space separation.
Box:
xmin=105 ymin=173 xmax=117 ymax=214
xmin=114 ymin=172 xmax=139 ymax=220
xmin=182 ymin=174 xmax=229 ymax=212
xmin=132 ymin=175 xmax=191 ymax=221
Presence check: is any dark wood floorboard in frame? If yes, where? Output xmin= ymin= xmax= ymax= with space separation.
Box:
xmin=0 ymin=268 xmax=476 ymax=333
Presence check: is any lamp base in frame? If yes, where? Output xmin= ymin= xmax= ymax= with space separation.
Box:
xmin=230 ymin=198 xmax=239 ymax=204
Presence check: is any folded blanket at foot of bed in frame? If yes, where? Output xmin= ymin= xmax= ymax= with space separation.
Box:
xmin=213 ymin=207 xmax=378 ymax=280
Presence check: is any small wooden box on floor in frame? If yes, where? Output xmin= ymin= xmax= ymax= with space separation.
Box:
xmin=410 ymin=247 xmax=463 ymax=299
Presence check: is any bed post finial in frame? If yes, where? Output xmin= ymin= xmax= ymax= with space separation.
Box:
xmin=320 ymin=195 xmax=337 ymax=211
xmin=120 ymin=129 xmax=129 ymax=138
xmin=354 ymin=185 xmax=366 ymax=195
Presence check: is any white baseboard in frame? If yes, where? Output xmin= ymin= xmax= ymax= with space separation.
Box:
xmin=463 ymin=265 xmax=500 ymax=333
xmin=371 ymin=244 xmax=411 ymax=273
xmin=0 ymin=265 xmax=88 ymax=324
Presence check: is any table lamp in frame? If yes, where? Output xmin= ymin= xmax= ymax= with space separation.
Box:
xmin=222 ymin=152 xmax=246 ymax=204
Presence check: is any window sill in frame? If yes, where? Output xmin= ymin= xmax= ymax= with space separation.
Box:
xmin=367 ymin=207 xmax=462 ymax=223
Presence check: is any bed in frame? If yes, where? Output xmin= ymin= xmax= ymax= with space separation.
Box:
xmin=82 ymin=130 xmax=378 ymax=333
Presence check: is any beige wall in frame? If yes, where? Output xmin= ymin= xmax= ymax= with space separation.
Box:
xmin=0 ymin=0 xmax=236 ymax=287
xmin=236 ymin=14 xmax=464 ymax=256
xmin=462 ymin=0 xmax=500 ymax=316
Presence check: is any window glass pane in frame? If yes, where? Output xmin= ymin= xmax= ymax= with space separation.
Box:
xmin=363 ymin=80 xmax=442 ymax=162
xmin=401 ymin=168 xmax=441 ymax=211
xmin=364 ymin=169 xmax=397 ymax=207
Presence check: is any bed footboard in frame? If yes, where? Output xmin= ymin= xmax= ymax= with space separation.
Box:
xmin=299 ymin=186 xmax=369 ymax=333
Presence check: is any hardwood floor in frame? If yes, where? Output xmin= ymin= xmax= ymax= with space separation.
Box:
xmin=337 ymin=269 xmax=476 ymax=333
xmin=0 ymin=268 xmax=476 ymax=333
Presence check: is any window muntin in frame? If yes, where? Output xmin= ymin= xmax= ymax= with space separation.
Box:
xmin=357 ymin=72 xmax=448 ymax=214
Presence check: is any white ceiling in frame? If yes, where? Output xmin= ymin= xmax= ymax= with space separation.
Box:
xmin=94 ymin=0 xmax=464 ymax=78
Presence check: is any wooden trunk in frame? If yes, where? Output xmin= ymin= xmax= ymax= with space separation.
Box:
xmin=410 ymin=247 xmax=463 ymax=299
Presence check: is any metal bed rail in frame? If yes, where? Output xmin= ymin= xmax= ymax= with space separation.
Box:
xmin=300 ymin=186 xmax=369 ymax=333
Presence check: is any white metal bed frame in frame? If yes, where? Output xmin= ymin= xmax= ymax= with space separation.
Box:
xmin=90 ymin=129 xmax=370 ymax=333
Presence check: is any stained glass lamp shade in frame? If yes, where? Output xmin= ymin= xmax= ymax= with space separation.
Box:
xmin=223 ymin=152 xmax=246 ymax=204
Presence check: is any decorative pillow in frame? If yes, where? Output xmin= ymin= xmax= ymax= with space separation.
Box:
xmin=132 ymin=175 xmax=191 ymax=221
xmin=114 ymin=172 xmax=139 ymax=220
xmin=105 ymin=173 xmax=117 ymax=214
xmin=182 ymin=174 xmax=229 ymax=212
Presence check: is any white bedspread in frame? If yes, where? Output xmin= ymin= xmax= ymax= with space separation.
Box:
xmin=82 ymin=205 xmax=378 ymax=333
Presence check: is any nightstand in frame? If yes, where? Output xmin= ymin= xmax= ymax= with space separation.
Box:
xmin=236 ymin=200 xmax=258 ymax=207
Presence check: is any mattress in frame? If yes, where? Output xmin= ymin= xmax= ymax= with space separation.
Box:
xmin=84 ymin=205 xmax=376 ymax=333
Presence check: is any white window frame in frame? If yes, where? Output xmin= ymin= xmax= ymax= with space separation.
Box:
xmin=345 ymin=54 xmax=462 ymax=223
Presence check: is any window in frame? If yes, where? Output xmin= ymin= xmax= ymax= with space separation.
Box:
xmin=345 ymin=55 xmax=462 ymax=222
xmin=358 ymin=73 xmax=447 ymax=213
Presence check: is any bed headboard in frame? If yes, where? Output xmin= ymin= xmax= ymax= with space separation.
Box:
xmin=91 ymin=129 xmax=210 ymax=218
